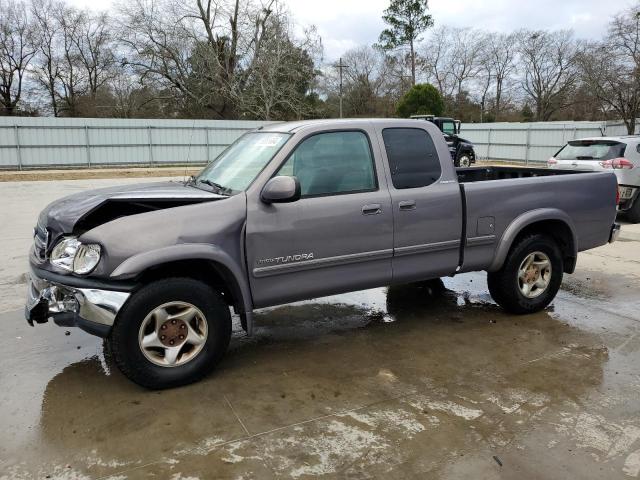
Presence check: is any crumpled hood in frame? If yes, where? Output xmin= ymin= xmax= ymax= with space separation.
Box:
xmin=38 ymin=181 xmax=224 ymax=235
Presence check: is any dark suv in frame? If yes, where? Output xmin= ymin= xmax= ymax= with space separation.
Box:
xmin=411 ymin=115 xmax=476 ymax=167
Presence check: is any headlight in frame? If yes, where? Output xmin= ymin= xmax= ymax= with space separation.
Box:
xmin=50 ymin=237 xmax=101 ymax=274
xmin=50 ymin=237 xmax=80 ymax=271
xmin=73 ymin=243 xmax=102 ymax=274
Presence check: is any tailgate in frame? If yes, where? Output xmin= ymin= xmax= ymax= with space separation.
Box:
xmin=554 ymin=161 xmax=599 ymax=171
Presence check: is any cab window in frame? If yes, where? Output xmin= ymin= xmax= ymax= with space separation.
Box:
xmin=382 ymin=128 xmax=442 ymax=189
xmin=277 ymin=131 xmax=377 ymax=197
xmin=441 ymin=121 xmax=456 ymax=135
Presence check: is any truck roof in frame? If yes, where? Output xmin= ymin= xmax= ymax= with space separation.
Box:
xmin=258 ymin=118 xmax=432 ymax=133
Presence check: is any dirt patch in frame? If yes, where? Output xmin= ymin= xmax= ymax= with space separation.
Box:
xmin=0 ymin=167 xmax=203 ymax=182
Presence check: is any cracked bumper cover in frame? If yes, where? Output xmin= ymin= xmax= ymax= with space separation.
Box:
xmin=25 ymin=267 xmax=131 ymax=338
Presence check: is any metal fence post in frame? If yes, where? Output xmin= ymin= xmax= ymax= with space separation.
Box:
xmin=147 ymin=126 xmax=154 ymax=165
xmin=487 ymin=127 xmax=492 ymax=161
xmin=84 ymin=126 xmax=91 ymax=167
xmin=525 ymin=126 xmax=531 ymax=165
xmin=14 ymin=125 xmax=22 ymax=171
xmin=206 ymin=128 xmax=211 ymax=162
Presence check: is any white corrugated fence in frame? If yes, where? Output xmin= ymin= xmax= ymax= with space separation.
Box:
xmin=460 ymin=120 xmax=634 ymax=164
xmin=0 ymin=117 xmax=636 ymax=169
xmin=0 ymin=117 xmax=274 ymax=170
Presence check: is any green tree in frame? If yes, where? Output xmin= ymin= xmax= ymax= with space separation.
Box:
xmin=396 ymin=83 xmax=443 ymax=117
xmin=377 ymin=0 xmax=433 ymax=86
xmin=521 ymin=103 xmax=534 ymax=122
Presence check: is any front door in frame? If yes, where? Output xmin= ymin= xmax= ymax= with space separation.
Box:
xmin=378 ymin=126 xmax=463 ymax=283
xmin=246 ymin=129 xmax=394 ymax=308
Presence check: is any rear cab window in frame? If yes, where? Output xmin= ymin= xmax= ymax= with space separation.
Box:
xmin=555 ymin=140 xmax=625 ymax=161
xmin=382 ymin=128 xmax=442 ymax=189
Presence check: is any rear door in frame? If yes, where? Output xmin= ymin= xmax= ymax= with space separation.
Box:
xmin=377 ymin=126 xmax=463 ymax=283
xmin=245 ymin=128 xmax=393 ymax=308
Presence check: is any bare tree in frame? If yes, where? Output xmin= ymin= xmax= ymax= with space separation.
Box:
xmin=72 ymin=11 xmax=115 ymax=99
xmin=0 ymin=0 xmax=36 ymax=115
xmin=31 ymin=0 xmax=60 ymax=115
xmin=421 ymin=25 xmax=456 ymax=99
xmin=578 ymin=6 xmax=640 ymax=134
xmin=477 ymin=32 xmax=517 ymax=121
xmin=449 ymin=27 xmax=485 ymax=115
xmin=421 ymin=26 xmax=485 ymax=117
xmin=321 ymin=45 xmax=398 ymax=117
xmin=239 ymin=17 xmax=320 ymax=120
xmin=54 ymin=6 xmax=89 ymax=116
xmin=518 ymin=29 xmax=578 ymax=121
xmin=118 ymin=0 xmax=278 ymax=119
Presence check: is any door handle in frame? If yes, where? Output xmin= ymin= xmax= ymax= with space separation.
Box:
xmin=399 ymin=200 xmax=416 ymax=211
xmin=362 ymin=204 xmax=382 ymax=215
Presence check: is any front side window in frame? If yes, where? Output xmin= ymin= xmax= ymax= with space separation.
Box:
xmin=277 ymin=131 xmax=377 ymax=197
xmin=382 ymin=128 xmax=442 ymax=189
xmin=196 ymin=132 xmax=290 ymax=194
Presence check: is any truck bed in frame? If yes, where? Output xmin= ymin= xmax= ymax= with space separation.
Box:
xmin=456 ymin=165 xmax=616 ymax=274
xmin=456 ymin=166 xmax=585 ymax=183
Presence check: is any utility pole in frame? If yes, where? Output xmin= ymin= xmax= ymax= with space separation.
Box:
xmin=335 ymin=57 xmax=349 ymax=118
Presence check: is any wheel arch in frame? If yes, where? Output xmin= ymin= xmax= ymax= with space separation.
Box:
xmin=488 ymin=209 xmax=578 ymax=274
xmin=111 ymin=244 xmax=255 ymax=334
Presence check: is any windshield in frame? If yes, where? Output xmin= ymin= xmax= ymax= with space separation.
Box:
xmin=195 ymin=132 xmax=291 ymax=193
xmin=555 ymin=140 xmax=625 ymax=161
xmin=441 ymin=121 xmax=456 ymax=135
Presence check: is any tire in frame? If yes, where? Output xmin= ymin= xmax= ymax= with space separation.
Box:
xmin=487 ymin=234 xmax=563 ymax=315
xmin=456 ymin=154 xmax=471 ymax=168
xmin=626 ymin=197 xmax=640 ymax=223
xmin=108 ymin=278 xmax=231 ymax=389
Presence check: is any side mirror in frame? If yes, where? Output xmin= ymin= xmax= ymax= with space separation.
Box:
xmin=261 ymin=176 xmax=301 ymax=204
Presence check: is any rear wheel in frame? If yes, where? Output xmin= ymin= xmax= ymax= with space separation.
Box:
xmin=626 ymin=197 xmax=640 ymax=223
xmin=487 ymin=234 xmax=563 ymax=314
xmin=108 ymin=278 xmax=231 ymax=389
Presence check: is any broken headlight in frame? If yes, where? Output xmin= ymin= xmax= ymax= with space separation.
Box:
xmin=50 ymin=237 xmax=101 ymax=275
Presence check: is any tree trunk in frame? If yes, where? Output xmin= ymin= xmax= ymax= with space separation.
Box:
xmin=495 ymin=79 xmax=502 ymax=121
xmin=410 ymin=40 xmax=416 ymax=86
xmin=626 ymin=117 xmax=636 ymax=135
xmin=1 ymin=95 xmax=15 ymax=116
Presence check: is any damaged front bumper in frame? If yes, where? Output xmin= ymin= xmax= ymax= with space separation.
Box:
xmin=25 ymin=267 xmax=131 ymax=337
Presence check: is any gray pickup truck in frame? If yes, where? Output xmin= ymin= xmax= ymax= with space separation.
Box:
xmin=25 ymin=119 xmax=620 ymax=388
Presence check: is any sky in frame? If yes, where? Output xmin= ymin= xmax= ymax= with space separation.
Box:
xmin=68 ymin=0 xmax=634 ymax=61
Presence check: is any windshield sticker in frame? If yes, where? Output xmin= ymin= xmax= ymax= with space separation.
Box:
xmin=255 ymin=135 xmax=284 ymax=147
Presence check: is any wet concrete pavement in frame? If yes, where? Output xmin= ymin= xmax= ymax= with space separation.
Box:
xmin=1 ymin=179 xmax=639 ymax=479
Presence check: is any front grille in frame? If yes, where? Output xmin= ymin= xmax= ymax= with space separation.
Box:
xmin=33 ymin=224 xmax=50 ymax=261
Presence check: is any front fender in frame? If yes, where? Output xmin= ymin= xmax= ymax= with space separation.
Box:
xmin=110 ymin=243 xmax=255 ymax=334
xmin=488 ymin=208 xmax=578 ymax=272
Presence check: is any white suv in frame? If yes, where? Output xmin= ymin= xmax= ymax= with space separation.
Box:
xmin=548 ymin=136 xmax=640 ymax=223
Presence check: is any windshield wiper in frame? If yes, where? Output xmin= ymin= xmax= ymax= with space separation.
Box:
xmin=197 ymin=179 xmax=232 ymax=196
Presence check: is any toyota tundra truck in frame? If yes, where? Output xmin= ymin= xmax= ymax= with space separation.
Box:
xmin=25 ymin=119 xmax=621 ymax=389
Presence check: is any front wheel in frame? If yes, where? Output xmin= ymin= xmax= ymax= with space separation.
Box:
xmin=487 ymin=234 xmax=563 ymax=314
xmin=108 ymin=278 xmax=231 ymax=389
